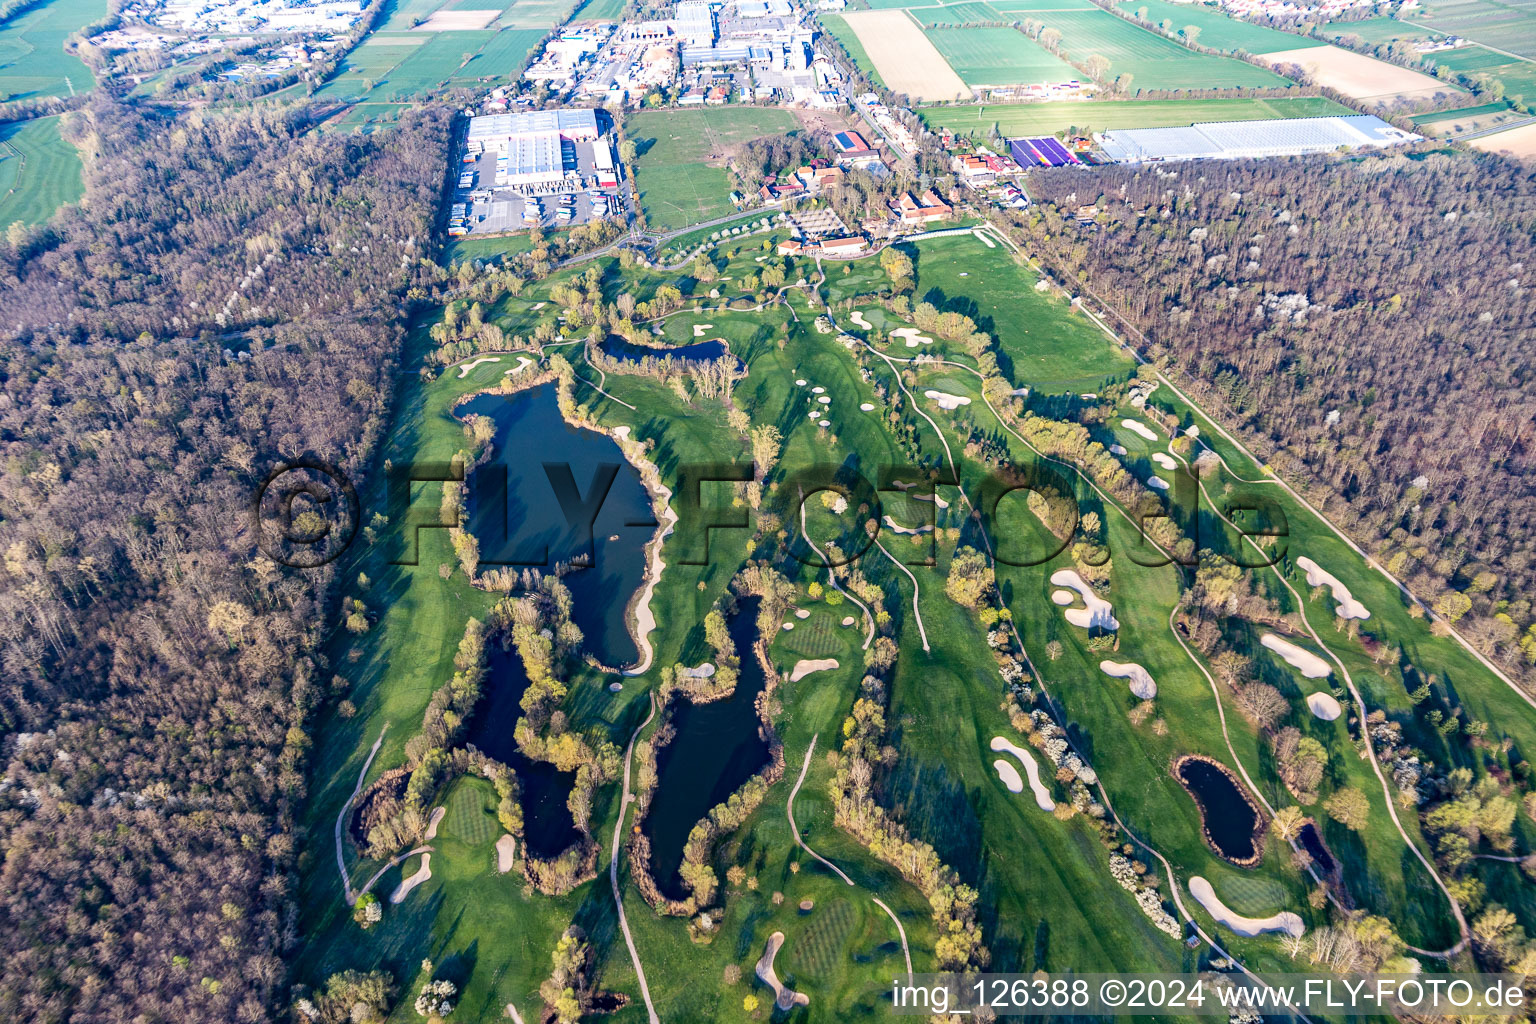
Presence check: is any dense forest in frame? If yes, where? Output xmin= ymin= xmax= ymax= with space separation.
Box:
xmin=0 ymin=99 xmax=448 ymax=1021
xmin=1020 ymin=152 xmax=1536 ymax=682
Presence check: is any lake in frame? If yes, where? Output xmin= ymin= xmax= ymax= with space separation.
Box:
xmin=464 ymin=646 xmax=580 ymax=860
xmin=642 ymin=598 xmax=770 ymax=901
xmin=1174 ymin=756 xmax=1261 ymax=865
xmin=460 ymin=384 xmax=654 ymax=668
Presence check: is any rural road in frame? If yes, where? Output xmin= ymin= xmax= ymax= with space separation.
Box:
xmin=610 ymin=692 xmax=661 ymax=1024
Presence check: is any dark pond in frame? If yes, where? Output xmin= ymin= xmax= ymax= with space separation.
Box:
xmin=1175 ymin=757 xmax=1260 ymax=863
xmin=1298 ymin=821 xmax=1336 ymax=874
xmin=464 ymin=646 xmax=580 ymax=859
xmin=601 ymin=335 xmax=742 ymax=371
xmin=460 ymin=384 xmax=654 ymax=667
xmin=642 ymin=598 xmax=770 ymax=901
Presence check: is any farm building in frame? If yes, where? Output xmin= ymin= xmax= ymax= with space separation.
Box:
xmin=1097 ymin=115 xmax=1418 ymax=163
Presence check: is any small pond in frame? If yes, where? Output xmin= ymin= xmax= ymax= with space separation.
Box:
xmin=460 ymin=384 xmax=654 ymax=667
xmin=1174 ymin=756 xmax=1262 ymax=865
xmin=464 ymin=646 xmax=580 ymax=860
xmin=642 ymin=598 xmax=770 ymax=901
xmin=601 ymin=335 xmax=742 ymax=371
xmin=1298 ymin=821 xmax=1337 ymax=874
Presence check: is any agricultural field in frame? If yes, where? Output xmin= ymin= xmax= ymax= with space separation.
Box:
xmin=925 ymin=26 xmax=1081 ymax=86
xmin=1404 ymin=0 xmax=1536 ymax=60
xmin=625 ymin=106 xmax=799 ymax=231
xmin=0 ymin=115 xmax=82 ymax=226
xmin=1420 ymin=43 xmax=1536 ymax=101
xmin=903 ymin=1 xmax=1009 ymax=26
xmin=1319 ymin=14 xmax=1433 ymax=44
xmin=838 ymin=9 xmax=969 ymax=100
xmin=317 ymin=24 xmax=544 ymax=99
xmin=0 ymin=0 xmax=106 ymax=101
xmin=319 ymin=101 xmax=411 ymax=134
xmin=572 ymin=0 xmax=625 ymax=19
xmin=920 ymin=95 xmax=1350 ymax=137
xmin=1468 ymin=119 xmax=1536 ymax=157
xmin=819 ymin=12 xmax=886 ymax=88
xmin=1026 ymin=8 xmax=1294 ymax=90
xmin=1260 ymin=43 xmax=1460 ymax=102
xmin=1115 ymin=0 xmax=1322 ymax=54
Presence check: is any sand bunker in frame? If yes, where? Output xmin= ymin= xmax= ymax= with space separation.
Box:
xmin=692 ymin=324 xmax=713 ymax=337
xmin=681 ymin=662 xmax=717 ymax=679
xmin=424 ymin=806 xmax=446 ymax=840
xmin=913 ymin=492 xmax=950 ymax=509
xmin=882 ymin=515 xmax=932 ymax=536
xmin=892 ymin=327 xmax=934 ymax=347
xmin=1152 ymin=452 xmax=1177 ymax=470
xmin=1185 ymin=425 xmax=1200 ymax=437
xmin=1050 ymin=569 xmax=1119 ymax=631
xmin=1189 ymin=876 xmax=1304 ymax=938
xmin=781 ymin=622 xmax=794 ymax=631
xmin=756 ymin=932 xmax=810 ymax=1010
xmin=818 ymin=419 xmax=830 ymax=427
xmin=1296 ymin=557 xmax=1370 ymax=620
xmin=817 ymin=396 xmax=830 ymax=404
xmin=1109 ymin=444 xmax=1127 ymax=455
xmin=859 ymin=402 xmax=875 ymax=411
xmin=990 ymin=736 xmax=1056 ymax=811
xmin=812 ymin=386 xmax=825 ymax=394
xmin=794 ymin=608 xmax=811 ymax=619
xmin=789 ymin=658 xmax=839 ymax=682
xmin=1261 ymin=634 xmax=1331 ymax=679
xmin=993 ymin=759 xmax=1023 ymax=792
xmin=849 ymin=310 xmax=872 ymax=330
xmin=841 ymin=616 xmax=856 ymax=626
xmin=495 ymin=834 xmax=516 ymax=873
xmin=390 ymin=853 xmax=432 ymax=904
xmin=1121 ymin=418 xmax=1158 ymax=441
xmin=457 ymin=356 xmax=501 ymax=377
xmin=795 ymin=379 xmax=807 ymax=386
xmin=504 ymin=355 xmax=534 ymax=376
xmin=1146 ymin=476 xmax=1169 ymax=492
xmin=1100 ymin=660 xmax=1157 ymax=700
xmin=1307 ymin=692 xmax=1343 ymax=721
xmin=924 ymin=389 xmax=971 ymax=410
xmin=1051 ymin=589 xmax=1074 ymax=606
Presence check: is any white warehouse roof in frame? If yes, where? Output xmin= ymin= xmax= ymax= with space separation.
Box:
xmin=1098 ymin=115 xmax=1419 ymax=164
xmin=467 ymin=108 xmax=599 ymax=143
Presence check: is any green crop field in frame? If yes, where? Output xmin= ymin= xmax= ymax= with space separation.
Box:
xmin=925 ymin=26 xmax=1081 ymax=85
xmin=319 ymin=25 xmax=544 ymax=99
xmin=1422 ymin=43 xmax=1536 ymax=99
xmin=572 ymin=0 xmax=624 ymax=18
xmin=1028 ymin=8 xmax=1294 ymax=89
xmin=904 ymin=1 xmax=1006 ymax=25
xmin=1115 ymin=0 xmax=1321 ymax=54
xmin=0 ymin=0 xmax=105 ymax=101
xmin=626 ymin=106 xmax=799 ymax=231
xmin=498 ymin=0 xmax=579 ymax=28
xmin=987 ymin=0 xmax=1097 ymax=9
xmin=920 ymin=95 xmax=1350 ymax=136
xmin=1320 ymin=14 xmax=1433 ymax=44
xmin=0 ymin=115 xmax=81 ymax=226
xmin=1407 ymin=0 xmax=1536 ymax=60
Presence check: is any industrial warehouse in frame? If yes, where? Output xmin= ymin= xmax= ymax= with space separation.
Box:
xmin=451 ymin=107 xmax=625 ymax=236
xmin=1096 ymin=115 xmax=1420 ymax=164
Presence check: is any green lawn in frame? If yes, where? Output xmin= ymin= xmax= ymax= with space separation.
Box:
xmin=572 ymin=0 xmax=625 ymax=19
xmin=904 ymin=1 xmax=1008 ymax=26
xmin=625 ymin=107 xmax=799 ymax=232
xmin=1116 ymin=0 xmax=1322 ymax=54
xmin=924 ymin=26 xmax=1081 ymax=86
xmin=1028 ymin=7 xmax=1295 ymax=90
xmin=1320 ymin=15 xmax=1433 ymax=45
xmin=0 ymin=0 xmax=105 ymax=101
xmin=1421 ymin=44 xmax=1536 ymax=101
xmin=0 ymin=114 xmax=81 ymax=226
xmin=920 ymin=95 xmax=1351 ymax=137
xmin=318 ymin=25 xmax=544 ymax=100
